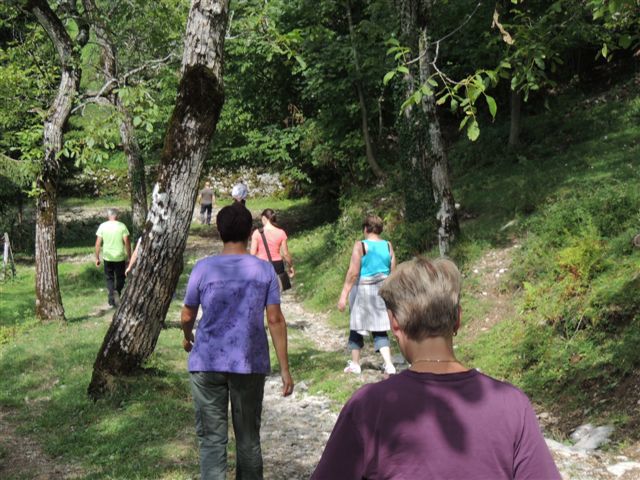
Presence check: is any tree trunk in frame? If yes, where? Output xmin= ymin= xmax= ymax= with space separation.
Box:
xmin=418 ymin=20 xmax=459 ymax=256
xmin=117 ymin=97 xmax=148 ymax=238
xmin=88 ymin=0 xmax=230 ymax=400
xmin=83 ymin=0 xmax=148 ymax=237
xmin=394 ymin=0 xmax=437 ymax=250
xmin=27 ymin=0 xmax=87 ymax=321
xmin=508 ymin=88 xmax=522 ymax=147
xmin=346 ymin=0 xmax=385 ymax=181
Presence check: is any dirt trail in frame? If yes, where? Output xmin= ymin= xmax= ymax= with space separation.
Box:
xmin=4 ymin=215 xmax=639 ymax=479
xmin=0 ymin=410 xmax=85 ymax=479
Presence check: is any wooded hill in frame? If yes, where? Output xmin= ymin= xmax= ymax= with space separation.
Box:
xmin=1 ymin=0 xmax=639 ymax=430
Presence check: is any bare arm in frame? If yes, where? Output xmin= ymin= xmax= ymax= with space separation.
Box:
xmin=124 ymin=235 xmax=132 ymax=260
xmin=125 ymin=241 xmax=140 ymax=275
xmin=181 ymin=305 xmax=198 ymax=352
xmin=281 ymin=238 xmax=295 ymax=277
xmin=337 ymin=241 xmax=362 ymax=311
xmin=389 ymin=241 xmax=397 ymax=272
xmin=250 ymin=232 xmax=258 ymax=256
xmin=266 ymin=303 xmax=294 ymax=396
xmin=94 ymin=236 xmax=102 ymax=267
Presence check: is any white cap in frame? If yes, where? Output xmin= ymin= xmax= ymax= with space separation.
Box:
xmin=231 ymin=183 xmax=248 ymax=200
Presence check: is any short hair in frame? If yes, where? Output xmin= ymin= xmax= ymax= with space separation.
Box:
xmin=363 ymin=215 xmax=383 ymax=234
xmin=231 ymin=182 xmax=248 ymax=201
xmin=379 ymin=257 xmax=461 ymax=340
xmin=107 ymin=208 xmax=118 ymax=218
xmin=216 ymin=204 xmax=252 ymax=243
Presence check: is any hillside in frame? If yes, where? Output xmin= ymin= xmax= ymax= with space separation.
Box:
xmin=289 ymin=73 xmax=640 ymax=445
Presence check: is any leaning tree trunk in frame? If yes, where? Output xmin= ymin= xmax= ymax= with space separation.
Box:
xmin=88 ymin=0 xmax=230 ymax=400
xmin=418 ymin=17 xmax=459 ymax=256
xmin=83 ymin=0 xmax=148 ymax=237
xmin=346 ymin=0 xmax=385 ymax=181
xmin=27 ymin=0 xmax=87 ymax=321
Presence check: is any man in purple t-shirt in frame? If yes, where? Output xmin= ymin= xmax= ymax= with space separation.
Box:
xmin=181 ymin=204 xmax=294 ymax=480
xmin=312 ymin=257 xmax=560 ymax=480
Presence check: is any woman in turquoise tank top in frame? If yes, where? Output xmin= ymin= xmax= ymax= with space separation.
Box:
xmin=337 ymin=215 xmax=397 ymax=375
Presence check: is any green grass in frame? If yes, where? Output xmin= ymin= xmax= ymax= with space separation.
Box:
xmin=0 ymin=200 xmax=330 ymax=477
xmin=59 ymin=197 xmax=130 ymax=209
xmin=287 ymin=79 xmax=640 ymax=442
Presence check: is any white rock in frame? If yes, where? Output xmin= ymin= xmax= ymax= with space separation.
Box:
xmin=606 ymin=461 xmax=640 ymax=477
xmin=570 ymin=423 xmax=594 ymax=442
xmin=573 ymin=425 xmax=614 ymax=451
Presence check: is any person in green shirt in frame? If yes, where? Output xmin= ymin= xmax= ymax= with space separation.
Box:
xmin=95 ymin=209 xmax=131 ymax=307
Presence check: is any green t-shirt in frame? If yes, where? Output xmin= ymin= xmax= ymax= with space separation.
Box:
xmin=96 ymin=220 xmax=130 ymax=262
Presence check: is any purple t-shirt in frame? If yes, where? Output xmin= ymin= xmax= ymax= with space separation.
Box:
xmin=312 ymin=369 xmax=560 ymax=480
xmin=183 ymin=254 xmax=280 ymax=374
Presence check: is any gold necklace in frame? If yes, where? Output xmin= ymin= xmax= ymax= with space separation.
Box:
xmin=411 ymin=358 xmax=458 ymax=364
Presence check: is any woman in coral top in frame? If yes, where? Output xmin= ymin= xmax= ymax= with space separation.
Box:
xmin=250 ymin=209 xmax=295 ymax=280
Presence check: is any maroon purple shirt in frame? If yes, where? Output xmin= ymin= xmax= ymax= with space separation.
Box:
xmin=184 ymin=254 xmax=280 ymax=374
xmin=312 ymin=369 xmax=560 ymax=480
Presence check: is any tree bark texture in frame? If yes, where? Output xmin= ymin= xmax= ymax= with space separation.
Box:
xmin=346 ymin=0 xmax=385 ymax=181
xmin=88 ymin=0 xmax=229 ymax=400
xmin=418 ymin=18 xmax=459 ymax=256
xmin=509 ymin=87 xmax=522 ymax=147
xmin=395 ymin=0 xmax=437 ymax=239
xmin=27 ymin=0 xmax=87 ymax=321
xmin=82 ymin=0 xmax=148 ymax=238
xmin=395 ymin=0 xmax=459 ymax=255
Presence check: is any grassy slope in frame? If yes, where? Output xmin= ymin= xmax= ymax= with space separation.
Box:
xmin=289 ymin=77 xmax=640 ymax=441
xmin=0 ymin=196 xmax=320 ymax=478
xmin=0 ymin=79 xmax=638 ymax=476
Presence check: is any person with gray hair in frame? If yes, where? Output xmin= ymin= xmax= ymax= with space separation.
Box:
xmin=312 ymin=257 xmax=560 ymax=479
xmin=95 ymin=208 xmax=131 ymax=307
xmin=231 ymin=182 xmax=248 ymax=205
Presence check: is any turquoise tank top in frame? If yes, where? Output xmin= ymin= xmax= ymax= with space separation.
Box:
xmin=360 ymin=240 xmax=391 ymax=278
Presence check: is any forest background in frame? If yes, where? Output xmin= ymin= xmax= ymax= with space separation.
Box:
xmin=1 ymin=0 xmax=640 ymax=477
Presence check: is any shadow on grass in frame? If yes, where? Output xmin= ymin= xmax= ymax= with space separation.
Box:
xmin=0 ymin=334 xmax=199 ymax=478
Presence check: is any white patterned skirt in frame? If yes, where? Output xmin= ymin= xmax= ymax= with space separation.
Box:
xmin=348 ymin=274 xmax=390 ymax=332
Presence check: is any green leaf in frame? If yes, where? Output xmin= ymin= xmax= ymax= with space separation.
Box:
xmin=601 ymin=43 xmax=608 ymax=58
xmin=427 ymin=78 xmax=438 ymax=87
xmin=467 ymin=119 xmax=480 ymax=141
xmin=534 ymin=57 xmax=545 ymax=70
xmin=133 ymin=116 xmax=142 ymax=127
xmin=619 ymin=35 xmax=632 ymax=49
xmin=397 ymin=66 xmax=409 ymax=74
xmin=145 ymin=122 xmax=154 ymax=133
xmin=420 ymin=84 xmax=433 ymax=96
xmin=383 ymin=70 xmax=396 ymax=85
xmin=485 ymin=95 xmax=497 ymax=119
xmin=294 ymin=55 xmax=307 ymax=70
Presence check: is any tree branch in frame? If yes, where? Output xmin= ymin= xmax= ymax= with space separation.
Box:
xmin=406 ymin=1 xmax=482 ymax=66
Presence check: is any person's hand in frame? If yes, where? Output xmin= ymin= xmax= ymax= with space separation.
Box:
xmin=280 ymin=369 xmax=294 ymax=397
xmin=288 ymin=266 xmax=295 ymax=278
xmin=337 ymin=296 xmax=347 ymax=312
xmin=95 ymin=258 xmax=101 ymax=267
xmin=183 ymin=332 xmax=194 ymax=352
xmin=125 ymin=267 xmax=131 ymax=277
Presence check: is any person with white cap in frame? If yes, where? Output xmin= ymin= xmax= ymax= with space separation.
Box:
xmin=231 ymin=182 xmax=248 ymax=205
